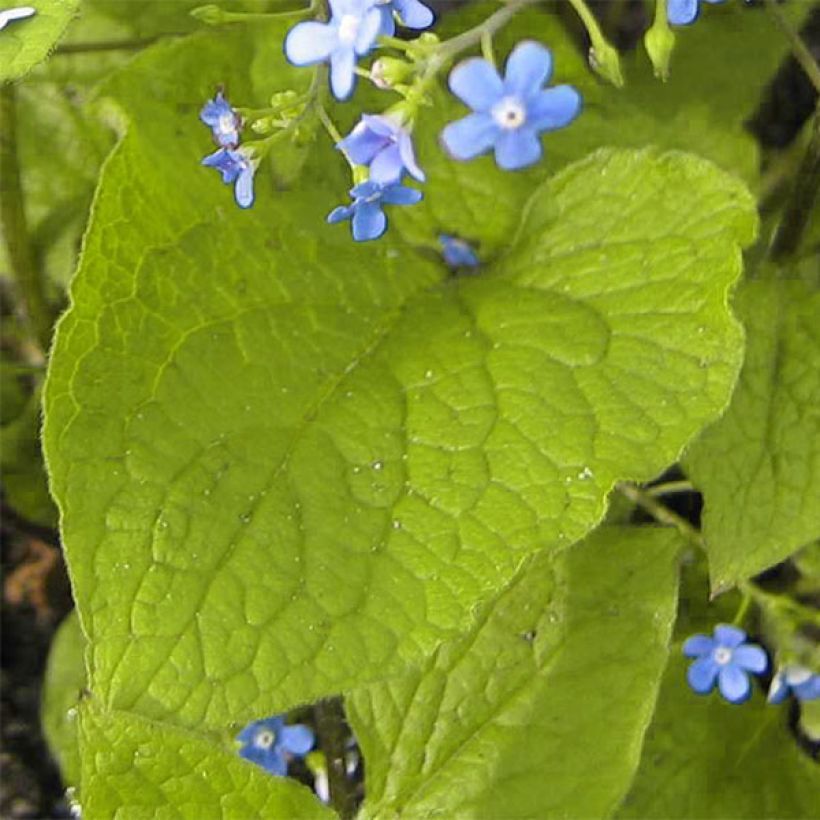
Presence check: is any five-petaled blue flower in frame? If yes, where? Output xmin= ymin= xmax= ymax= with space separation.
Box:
xmin=667 ymin=0 xmax=726 ymax=26
xmin=337 ymin=114 xmax=425 ymax=185
xmin=683 ymin=624 xmax=768 ymax=704
xmin=439 ymin=234 xmax=479 ymax=268
xmin=327 ymin=179 xmax=422 ymax=241
xmin=441 ymin=40 xmax=581 ymax=171
xmin=200 ymin=91 xmax=240 ymax=148
xmin=284 ymin=0 xmax=381 ymax=100
xmin=768 ymin=665 xmax=820 ymax=704
xmin=237 ymin=715 xmax=315 ymax=776
xmin=202 ymin=147 xmax=257 ymax=209
xmin=376 ymin=0 xmax=434 ymax=36
xmin=0 ymin=5 xmax=35 ymax=31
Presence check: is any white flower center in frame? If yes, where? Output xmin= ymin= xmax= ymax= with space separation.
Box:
xmin=713 ymin=647 xmax=733 ymax=666
xmin=492 ymin=96 xmax=527 ymax=130
xmin=254 ymin=729 xmax=276 ymax=750
xmin=338 ymin=14 xmax=360 ymax=45
xmin=218 ymin=113 xmax=235 ymax=137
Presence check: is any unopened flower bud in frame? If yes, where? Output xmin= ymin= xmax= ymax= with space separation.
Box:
xmin=370 ymin=57 xmax=413 ymax=89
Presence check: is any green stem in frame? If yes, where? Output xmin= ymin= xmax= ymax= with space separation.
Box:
xmin=616 ymin=481 xmax=704 ymax=549
xmin=314 ymin=699 xmax=356 ymax=820
xmin=742 ymin=582 xmax=820 ymax=627
xmin=732 ymin=591 xmax=752 ymax=626
xmin=763 ymin=0 xmax=820 ymax=95
xmin=646 ymin=480 xmax=695 ymax=497
xmin=0 ymin=85 xmax=51 ymax=353
xmin=769 ymin=104 xmax=820 ymax=262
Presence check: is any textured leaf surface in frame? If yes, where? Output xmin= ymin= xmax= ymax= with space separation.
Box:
xmin=349 ymin=526 xmax=682 ymax=819
xmin=0 ymin=0 xmax=78 ymax=82
xmin=42 ymin=612 xmax=86 ymax=787
xmin=617 ymin=652 xmax=820 ymax=819
xmin=44 ymin=22 xmax=754 ymax=738
xmin=78 ymin=702 xmax=332 ymax=819
xmin=685 ymin=276 xmax=820 ymax=590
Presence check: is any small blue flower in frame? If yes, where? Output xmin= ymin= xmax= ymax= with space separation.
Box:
xmin=683 ymin=624 xmax=768 ymax=704
xmin=439 ymin=234 xmax=479 ymax=269
xmin=337 ymin=114 xmax=425 ymax=185
xmin=327 ymin=179 xmax=422 ymax=241
xmin=0 ymin=5 xmax=35 ymax=31
xmin=284 ymin=0 xmax=382 ymax=100
xmin=237 ymin=715 xmax=315 ymax=776
xmin=376 ymin=0 xmax=434 ymax=37
xmin=768 ymin=665 xmax=820 ymax=704
xmin=200 ymin=91 xmax=240 ymax=148
xmin=202 ymin=147 xmax=257 ymax=209
xmin=441 ymin=41 xmax=582 ymax=171
xmin=667 ymin=0 xmax=726 ymax=26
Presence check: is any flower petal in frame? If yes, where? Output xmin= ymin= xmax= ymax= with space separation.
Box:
xmin=441 ymin=112 xmax=498 ymax=161
xmin=792 ymin=675 xmax=820 ymax=701
xmin=234 ymin=166 xmax=255 ymax=209
xmin=398 ymin=131 xmax=425 ymax=181
xmin=377 ymin=5 xmax=395 ymax=37
xmin=361 ymin=114 xmax=398 ymax=138
xmin=494 ymin=127 xmax=542 ymax=170
xmin=330 ymin=47 xmax=357 ymax=100
xmin=279 ymin=724 xmax=315 ymax=755
xmin=240 ymin=743 xmax=288 ymax=776
xmin=503 ymin=40 xmax=553 ymax=95
xmin=448 ymin=58 xmax=504 ymax=112
xmin=327 ymin=205 xmax=353 ymax=224
xmin=767 ymin=672 xmax=789 ymax=704
xmin=380 ymin=184 xmax=422 ymax=206
xmin=352 ymin=201 xmax=387 ymax=241
xmin=527 ymin=85 xmax=582 ymax=132
xmin=338 ymin=122 xmax=386 ymax=165
xmin=682 ymin=634 xmax=714 ymax=658
xmin=284 ymin=21 xmax=337 ymax=65
xmin=732 ymin=644 xmax=767 ymax=674
xmin=718 ymin=664 xmax=751 ymax=704
xmin=667 ymin=0 xmax=699 ymax=25
xmin=687 ymin=656 xmax=718 ymax=694
xmin=713 ymin=624 xmax=747 ymax=649
xmin=355 ymin=7 xmax=383 ymax=54
xmin=369 ymin=143 xmax=404 ymax=185
xmin=394 ymin=0 xmax=434 ymax=29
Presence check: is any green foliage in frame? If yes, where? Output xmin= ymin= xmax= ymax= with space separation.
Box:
xmin=36 ymin=18 xmax=763 ymax=809
xmin=78 ymin=702 xmax=332 ymax=818
xmin=0 ymin=0 xmax=79 ymax=82
xmin=42 ymin=611 xmax=86 ymax=787
xmin=348 ymin=526 xmax=682 ymax=818
xmin=617 ymin=652 xmax=820 ymax=819
xmin=685 ymin=275 xmax=820 ymax=590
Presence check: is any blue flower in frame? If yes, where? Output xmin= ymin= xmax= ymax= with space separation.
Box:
xmin=439 ymin=234 xmax=479 ymax=268
xmin=284 ymin=0 xmax=382 ymax=100
xmin=0 ymin=5 xmax=35 ymax=30
xmin=237 ymin=715 xmax=315 ymax=776
xmin=202 ymin=147 xmax=257 ymax=209
xmin=667 ymin=0 xmax=726 ymax=26
xmin=337 ymin=114 xmax=425 ymax=185
xmin=376 ymin=0 xmax=434 ymax=36
xmin=327 ymin=180 xmax=422 ymax=241
xmin=683 ymin=624 xmax=768 ymax=704
xmin=441 ymin=40 xmax=581 ymax=171
xmin=768 ymin=665 xmax=820 ymax=704
xmin=200 ymin=91 xmax=240 ymax=148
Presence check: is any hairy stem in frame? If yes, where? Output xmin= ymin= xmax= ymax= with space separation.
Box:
xmin=314 ymin=698 xmax=356 ymax=820
xmin=0 ymin=85 xmax=51 ymax=353
xmin=617 ymin=481 xmax=704 ymax=549
xmin=646 ymin=480 xmax=695 ymax=497
xmin=763 ymin=0 xmax=820 ymax=95
xmin=769 ymin=104 xmax=820 ymax=261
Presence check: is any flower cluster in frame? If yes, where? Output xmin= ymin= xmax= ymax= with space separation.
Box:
xmin=236 ymin=715 xmax=314 ymax=776
xmin=200 ymin=91 xmax=258 ymax=209
xmin=683 ymin=624 xmax=820 ymax=707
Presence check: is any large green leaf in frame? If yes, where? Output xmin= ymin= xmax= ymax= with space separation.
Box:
xmin=77 ymin=702 xmax=332 ymax=818
xmin=685 ymin=275 xmax=820 ymax=590
xmin=617 ymin=652 xmax=820 ymax=819
xmin=348 ymin=526 xmax=682 ymax=819
xmin=44 ymin=19 xmax=754 ymax=739
xmin=0 ymin=0 xmax=79 ymax=82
